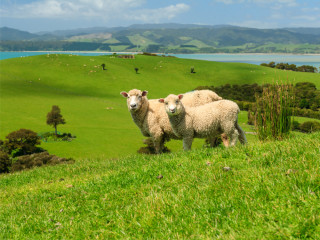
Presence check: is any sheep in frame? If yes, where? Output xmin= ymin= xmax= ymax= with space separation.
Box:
xmin=159 ymin=94 xmax=247 ymax=150
xmin=120 ymin=89 xmax=223 ymax=153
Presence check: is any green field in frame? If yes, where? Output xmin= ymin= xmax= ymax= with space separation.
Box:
xmin=0 ymin=132 xmax=319 ymax=239
xmin=1 ymin=54 xmax=320 ymax=159
xmin=1 ymin=54 xmax=320 ymax=238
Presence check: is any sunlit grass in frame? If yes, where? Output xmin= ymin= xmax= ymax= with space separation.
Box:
xmin=0 ymin=132 xmax=319 ymax=239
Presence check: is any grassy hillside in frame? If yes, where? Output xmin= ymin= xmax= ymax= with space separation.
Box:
xmin=1 ymin=54 xmax=320 ymax=158
xmin=0 ymin=132 xmax=319 ymax=239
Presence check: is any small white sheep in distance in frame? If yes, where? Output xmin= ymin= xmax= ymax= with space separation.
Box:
xmin=120 ymin=89 xmax=223 ymax=153
xmin=159 ymin=94 xmax=247 ymax=150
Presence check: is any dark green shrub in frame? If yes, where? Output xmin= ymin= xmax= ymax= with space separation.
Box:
xmin=299 ymin=121 xmax=320 ymax=133
xmin=260 ymin=63 xmax=269 ymax=67
xmin=291 ymin=121 xmax=300 ymax=131
xmin=11 ymin=152 xmax=74 ymax=172
xmin=4 ymin=129 xmax=42 ymax=157
xmin=0 ymin=150 xmax=11 ymax=174
xmin=39 ymin=132 xmax=76 ymax=142
xmin=141 ymin=52 xmax=157 ymax=56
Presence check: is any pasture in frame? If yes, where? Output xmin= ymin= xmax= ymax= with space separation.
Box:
xmin=1 ymin=54 xmax=319 ymax=158
xmin=0 ymin=132 xmax=319 ymax=239
xmin=1 ymin=54 xmax=320 ymax=238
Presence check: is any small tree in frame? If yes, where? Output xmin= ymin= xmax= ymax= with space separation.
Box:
xmin=135 ymin=67 xmax=139 ymax=74
xmin=191 ymin=67 xmax=195 ymax=73
xmin=101 ymin=63 xmax=106 ymax=70
xmin=47 ymin=105 xmax=66 ymax=136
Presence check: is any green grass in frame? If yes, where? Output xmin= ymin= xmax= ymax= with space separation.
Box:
xmin=0 ymin=132 xmax=319 ymax=239
xmin=1 ymin=54 xmax=320 ymax=159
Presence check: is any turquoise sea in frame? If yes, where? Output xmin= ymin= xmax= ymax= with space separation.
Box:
xmin=0 ymin=52 xmax=319 ymax=68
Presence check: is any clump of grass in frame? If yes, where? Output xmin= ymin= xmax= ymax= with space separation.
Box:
xmin=254 ymin=82 xmax=294 ymax=140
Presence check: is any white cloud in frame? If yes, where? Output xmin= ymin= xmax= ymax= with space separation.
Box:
xmin=128 ymin=4 xmax=190 ymax=22
xmin=1 ymin=0 xmax=189 ymax=22
xmin=293 ymin=15 xmax=319 ymax=22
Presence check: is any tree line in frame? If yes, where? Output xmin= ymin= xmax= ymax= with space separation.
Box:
xmin=195 ymin=82 xmax=320 ymax=119
xmin=260 ymin=62 xmax=318 ymax=73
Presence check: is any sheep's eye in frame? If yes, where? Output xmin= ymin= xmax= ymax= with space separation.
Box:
xmin=165 ymin=102 xmax=168 ymax=105
xmin=175 ymin=100 xmax=179 ymax=104
xmin=138 ymin=96 xmax=142 ymax=99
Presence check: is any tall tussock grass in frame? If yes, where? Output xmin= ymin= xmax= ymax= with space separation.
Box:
xmin=254 ymin=82 xmax=294 ymax=140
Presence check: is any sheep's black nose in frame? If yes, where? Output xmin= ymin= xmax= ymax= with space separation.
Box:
xmin=130 ymin=103 xmax=137 ymax=108
xmin=170 ymin=109 xmax=175 ymax=113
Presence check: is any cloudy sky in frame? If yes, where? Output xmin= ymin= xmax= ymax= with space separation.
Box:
xmin=1 ymin=0 xmax=319 ymax=32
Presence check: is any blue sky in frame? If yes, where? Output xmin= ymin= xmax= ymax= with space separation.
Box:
xmin=0 ymin=0 xmax=319 ymax=32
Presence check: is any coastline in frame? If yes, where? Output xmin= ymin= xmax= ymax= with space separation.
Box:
xmin=1 ymin=51 xmax=319 ymax=68
xmin=1 ymin=51 xmax=320 ymax=56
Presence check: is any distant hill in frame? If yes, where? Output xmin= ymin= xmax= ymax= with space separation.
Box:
xmin=1 ymin=24 xmax=320 ymax=53
xmin=284 ymin=27 xmax=320 ymax=36
xmin=0 ymin=27 xmax=38 ymax=41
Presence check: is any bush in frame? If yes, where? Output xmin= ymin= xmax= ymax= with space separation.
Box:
xmin=39 ymin=132 xmax=76 ymax=142
xmin=291 ymin=121 xmax=300 ymax=131
xmin=11 ymin=152 xmax=74 ymax=172
xmin=0 ymin=150 xmax=11 ymax=174
xmin=299 ymin=121 xmax=320 ymax=133
xmin=255 ymin=83 xmax=294 ymax=140
xmin=141 ymin=52 xmax=158 ymax=57
xmin=293 ymin=108 xmax=320 ymax=119
xmin=4 ymin=129 xmax=42 ymax=157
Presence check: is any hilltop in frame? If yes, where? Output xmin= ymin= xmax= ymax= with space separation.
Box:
xmin=1 ymin=24 xmax=320 ymax=53
xmin=1 ymin=54 xmax=320 ymax=158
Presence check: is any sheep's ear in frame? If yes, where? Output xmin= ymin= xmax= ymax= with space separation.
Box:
xmin=120 ymin=91 xmax=128 ymax=98
xmin=178 ymin=94 xmax=184 ymax=100
xmin=142 ymin=90 xmax=148 ymax=96
xmin=159 ymin=98 xmax=165 ymax=103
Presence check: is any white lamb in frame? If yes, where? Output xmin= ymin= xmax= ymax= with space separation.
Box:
xmin=120 ymin=89 xmax=223 ymax=153
xmin=159 ymin=94 xmax=247 ymax=150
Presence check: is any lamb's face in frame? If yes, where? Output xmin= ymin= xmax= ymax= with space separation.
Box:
xmin=120 ymin=89 xmax=148 ymax=112
xmin=161 ymin=94 xmax=184 ymax=116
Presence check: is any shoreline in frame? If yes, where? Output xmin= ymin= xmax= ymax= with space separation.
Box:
xmin=1 ymin=51 xmax=320 ymax=56
xmin=1 ymin=52 xmax=319 ymax=68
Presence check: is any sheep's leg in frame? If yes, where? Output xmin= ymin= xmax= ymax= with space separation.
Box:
xmin=235 ymin=123 xmax=247 ymax=144
xmin=208 ymin=136 xmax=220 ymax=148
xmin=153 ymin=134 xmax=164 ymax=154
xmin=229 ymin=129 xmax=239 ymax=147
xmin=183 ymin=137 xmax=193 ymax=151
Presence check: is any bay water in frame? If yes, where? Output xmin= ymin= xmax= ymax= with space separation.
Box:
xmin=0 ymin=51 xmax=319 ymax=68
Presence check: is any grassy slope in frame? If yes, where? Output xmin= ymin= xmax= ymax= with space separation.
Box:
xmin=0 ymin=132 xmax=319 ymax=239
xmin=1 ymin=54 xmax=320 ymax=158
